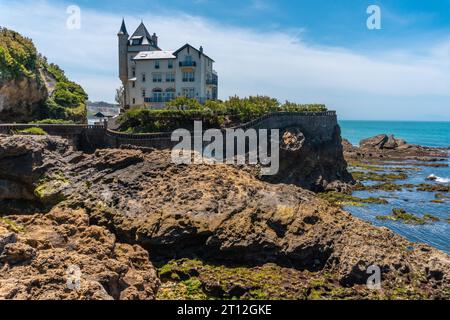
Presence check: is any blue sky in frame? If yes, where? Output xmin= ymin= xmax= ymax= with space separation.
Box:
xmin=1 ymin=0 xmax=449 ymax=120
xmin=74 ymin=0 xmax=450 ymax=48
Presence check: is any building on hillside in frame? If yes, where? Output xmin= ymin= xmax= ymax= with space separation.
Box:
xmin=118 ymin=19 xmax=218 ymax=110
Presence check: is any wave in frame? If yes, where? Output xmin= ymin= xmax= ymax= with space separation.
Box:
xmin=436 ymin=177 xmax=450 ymax=183
xmin=428 ymin=174 xmax=450 ymax=183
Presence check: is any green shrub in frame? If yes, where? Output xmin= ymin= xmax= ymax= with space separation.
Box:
xmin=166 ymin=97 xmax=203 ymax=110
xmin=16 ymin=127 xmax=48 ymax=135
xmin=118 ymin=96 xmax=328 ymax=133
xmin=30 ymin=119 xmax=75 ymax=125
xmin=39 ymin=61 xmax=88 ymax=123
xmin=0 ymin=27 xmax=87 ymax=123
xmin=0 ymin=28 xmax=38 ymax=82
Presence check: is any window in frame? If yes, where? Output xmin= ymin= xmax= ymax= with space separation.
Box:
xmin=142 ymin=89 xmax=146 ymax=98
xmin=155 ymin=60 xmax=160 ymax=69
xmin=132 ymin=82 xmax=135 ymax=88
xmin=132 ymin=67 xmax=136 ymax=77
xmin=168 ymin=60 xmax=173 ymax=69
xmin=182 ymin=71 xmax=195 ymax=82
xmin=152 ymin=73 xmax=162 ymax=83
xmin=142 ymin=73 xmax=146 ymax=82
xmin=152 ymin=88 xmax=163 ymax=102
xmin=182 ymin=88 xmax=195 ymax=98
xmin=166 ymin=72 xmax=175 ymax=82
xmin=165 ymin=88 xmax=175 ymax=101
xmin=132 ymin=98 xmax=136 ymax=104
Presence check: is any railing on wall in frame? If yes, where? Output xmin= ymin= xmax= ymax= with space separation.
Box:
xmin=0 ymin=124 xmax=105 ymax=129
xmin=106 ymin=111 xmax=337 ymax=141
xmin=0 ymin=111 xmax=337 ymax=149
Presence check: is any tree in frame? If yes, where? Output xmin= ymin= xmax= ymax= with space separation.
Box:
xmin=115 ymin=86 xmax=124 ymax=108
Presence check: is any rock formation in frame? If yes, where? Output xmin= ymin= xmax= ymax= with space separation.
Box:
xmin=344 ymin=134 xmax=448 ymax=162
xmin=0 ymin=28 xmax=87 ymax=123
xmin=0 ymin=207 xmax=159 ymax=300
xmin=265 ymin=126 xmax=354 ymax=192
xmin=0 ymin=134 xmax=448 ymax=299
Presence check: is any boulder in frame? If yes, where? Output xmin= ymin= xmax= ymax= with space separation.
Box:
xmin=360 ymin=134 xmax=388 ymax=150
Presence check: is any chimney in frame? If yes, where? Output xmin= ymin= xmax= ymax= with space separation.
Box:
xmin=199 ymin=46 xmax=204 ymax=54
xmin=152 ymin=33 xmax=158 ymax=47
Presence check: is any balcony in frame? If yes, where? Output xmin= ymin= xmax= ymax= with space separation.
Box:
xmin=144 ymin=97 xmax=174 ymax=103
xmin=179 ymin=61 xmax=197 ymax=67
xmin=206 ymin=78 xmax=218 ymax=86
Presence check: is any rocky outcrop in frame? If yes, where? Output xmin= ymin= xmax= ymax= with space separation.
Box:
xmin=344 ymin=135 xmax=448 ymax=161
xmin=0 ymin=207 xmax=160 ymax=300
xmin=265 ymin=126 xmax=354 ymax=192
xmin=0 ymin=28 xmax=87 ymax=123
xmin=0 ymin=134 xmax=71 ymax=205
xmin=0 ymin=135 xmax=448 ymax=299
xmin=0 ymin=77 xmax=48 ymax=123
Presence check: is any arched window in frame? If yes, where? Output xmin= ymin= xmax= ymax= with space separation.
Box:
xmin=152 ymin=88 xmax=163 ymax=102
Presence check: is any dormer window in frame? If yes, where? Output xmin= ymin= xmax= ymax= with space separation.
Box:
xmin=131 ymin=36 xmax=143 ymax=46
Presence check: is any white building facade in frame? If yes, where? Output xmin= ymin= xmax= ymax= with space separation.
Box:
xmin=118 ymin=20 xmax=218 ymax=109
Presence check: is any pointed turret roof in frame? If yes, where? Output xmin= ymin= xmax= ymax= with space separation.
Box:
xmin=131 ymin=22 xmax=152 ymax=42
xmin=118 ymin=18 xmax=128 ymax=35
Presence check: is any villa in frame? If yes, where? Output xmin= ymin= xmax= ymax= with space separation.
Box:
xmin=118 ymin=19 xmax=219 ymax=110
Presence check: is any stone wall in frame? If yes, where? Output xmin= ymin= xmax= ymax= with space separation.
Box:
xmin=0 ymin=124 xmax=106 ymax=151
xmin=0 ymin=111 xmax=338 ymax=151
xmin=106 ymin=111 xmax=338 ymax=150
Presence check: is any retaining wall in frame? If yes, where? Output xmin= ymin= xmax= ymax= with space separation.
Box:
xmin=0 ymin=111 xmax=338 ymax=151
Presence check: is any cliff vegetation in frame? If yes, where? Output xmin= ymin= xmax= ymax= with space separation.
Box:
xmin=118 ymin=96 xmax=327 ymax=133
xmin=0 ymin=28 xmax=87 ymax=123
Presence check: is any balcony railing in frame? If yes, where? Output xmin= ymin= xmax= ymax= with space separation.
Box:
xmin=144 ymin=97 xmax=174 ymax=103
xmin=206 ymin=79 xmax=218 ymax=85
xmin=179 ymin=61 xmax=197 ymax=67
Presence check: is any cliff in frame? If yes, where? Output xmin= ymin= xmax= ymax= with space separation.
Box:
xmin=0 ymin=134 xmax=448 ymax=300
xmin=0 ymin=28 xmax=87 ymax=123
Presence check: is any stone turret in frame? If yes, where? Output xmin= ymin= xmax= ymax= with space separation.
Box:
xmin=152 ymin=33 xmax=158 ymax=48
xmin=118 ymin=19 xmax=129 ymax=108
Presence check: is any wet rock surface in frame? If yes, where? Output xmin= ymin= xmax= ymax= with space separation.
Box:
xmin=0 ymin=135 xmax=449 ymax=300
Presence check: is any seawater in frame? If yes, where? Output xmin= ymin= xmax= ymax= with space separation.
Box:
xmin=339 ymin=120 xmax=450 ymax=254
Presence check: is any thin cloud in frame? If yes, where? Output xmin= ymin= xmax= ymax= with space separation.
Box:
xmin=0 ymin=0 xmax=449 ymax=120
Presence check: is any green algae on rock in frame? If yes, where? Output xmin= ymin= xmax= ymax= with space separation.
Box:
xmin=376 ymin=209 xmax=439 ymax=225
xmin=319 ymin=192 xmax=388 ymax=207
xmin=352 ymin=171 xmax=408 ymax=182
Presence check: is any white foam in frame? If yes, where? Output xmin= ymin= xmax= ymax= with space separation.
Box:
xmin=436 ymin=177 xmax=450 ymax=183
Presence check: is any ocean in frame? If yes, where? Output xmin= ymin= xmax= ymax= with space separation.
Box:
xmin=339 ymin=120 xmax=450 ymax=254
xmin=339 ymin=120 xmax=450 ymax=148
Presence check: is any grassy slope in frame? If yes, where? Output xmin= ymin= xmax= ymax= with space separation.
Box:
xmin=0 ymin=27 xmax=87 ymax=123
